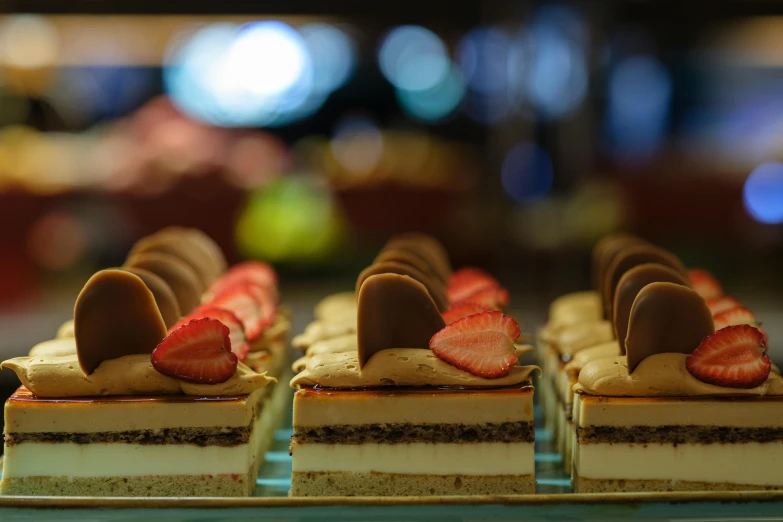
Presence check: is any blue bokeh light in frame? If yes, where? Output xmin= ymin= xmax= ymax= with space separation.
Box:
xmin=501 ymin=143 xmax=554 ymax=203
xmin=300 ymin=23 xmax=356 ymax=95
xmin=396 ymin=65 xmax=465 ymax=122
xmin=743 ymin=163 xmax=783 ymax=224
xmin=458 ymin=27 xmax=512 ymax=94
xmin=606 ymin=55 xmax=672 ymax=159
xmin=378 ymin=26 xmax=449 ymax=92
xmin=164 ymin=21 xmax=316 ymax=127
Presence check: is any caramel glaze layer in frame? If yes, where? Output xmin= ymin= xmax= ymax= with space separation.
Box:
xmin=296 ymin=382 xmax=534 ymax=398
xmin=9 ymin=386 xmax=248 ymax=405
xmin=578 ymin=394 xmax=783 ymax=404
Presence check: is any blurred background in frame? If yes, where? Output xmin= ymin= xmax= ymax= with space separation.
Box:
xmin=1 ymin=0 xmax=783 ymax=396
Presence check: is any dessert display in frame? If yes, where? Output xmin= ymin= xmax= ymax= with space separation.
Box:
xmin=1 ymin=228 xmax=290 ymax=497
xmin=289 ymin=234 xmax=537 ymax=496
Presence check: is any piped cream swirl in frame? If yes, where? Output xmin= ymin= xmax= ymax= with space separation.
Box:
xmin=290 ymin=348 xmax=538 ymax=389
xmin=575 ymin=353 xmax=783 ymax=397
xmin=1 ymin=354 xmax=274 ymax=398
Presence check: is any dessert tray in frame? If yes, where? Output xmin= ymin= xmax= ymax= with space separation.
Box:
xmin=1 ymin=393 xmax=782 ymax=522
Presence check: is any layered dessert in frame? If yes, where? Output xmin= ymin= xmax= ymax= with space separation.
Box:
xmin=1 ymin=228 xmax=289 ymax=497
xmin=572 ymin=281 xmax=783 ymax=492
xmin=289 ymin=233 xmax=537 ymax=496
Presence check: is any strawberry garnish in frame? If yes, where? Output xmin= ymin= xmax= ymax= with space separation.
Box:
xmin=429 ymin=311 xmax=520 ymax=378
xmin=151 ymin=317 xmax=237 ymax=384
xmin=446 ymin=268 xmax=500 ymax=303
xmin=208 ymin=285 xmax=263 ymax=342
xmin=442 ymin=302 xmax=490 ymax=324
xmin=176 ymin=307 xmax=250 ymax=361
xmin=455 ymin=286 xmax=510 ymax=310
xmin=209 ymin=261 xmax=277 ymax=299
xmin=706 ymin=296 xmax=741 ymax=316
xmin=713 ymin=306 xmax=758 ymax=331
xmin=688 ymin=269 xmax=723 ymax=300
xmin=686 ymin=324 xmax=770 ymax=389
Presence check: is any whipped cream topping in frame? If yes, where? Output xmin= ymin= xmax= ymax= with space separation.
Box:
xmin=314 ymin=291 xmax=357 ymax=321
xmin=292 ymin=317 xmax=356 ymax=348
xmin=575 ymin=353 xmax=783 ymax=397
xmin=564 ymin=341 xmax=620 ymax=373
xmin=28 ymin=338 xmax=77 ymax=358
xmin=56 ymin=320 xmax=75 ymax=339
xmin=552 ymin=320 xmax=613 ymax=356
xmin=306 ymin=333 xmax=358 ymax=357
xmin=290 ymin=348 xmax=538 ymax=389
xmin=548 ymin=291 xmax=602 ymax=326
xmin=2 ymin=354 xmax=274 ymax=398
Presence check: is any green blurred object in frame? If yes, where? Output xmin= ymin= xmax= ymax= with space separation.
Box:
xmin=235 ymin=176 xmax=347 ymax=263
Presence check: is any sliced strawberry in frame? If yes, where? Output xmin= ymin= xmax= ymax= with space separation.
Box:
xmin=178 ymin=307 xmax=250 ymax=361
xmin=688 ymin=269 xmax=723 ymax=300
xmin=429 ymin=311 xmax=521 ymax=378
xmin=706 ymin=296 xmax=741 ymax=316
xmin=446 ymin=267 xmax=500 ymax=303
xmin=208 ymin=285 xmax=263 ymax=342
xmin=686 ymin=324 xmax=770 ymax=389
xmin=713 ymin=306 xmax=758 ymax=331
xmin=240 ymin=282 xmax=277 ymax=333
xmin=455 ymin=286 xmax=510 ymax=310
xmin=209 ymin=261 xmax=277 ymax=299
xmin=442 ymin=302 xmax=491 ymax=324
xmin=151 ymin=317 xmax=237 ymax=384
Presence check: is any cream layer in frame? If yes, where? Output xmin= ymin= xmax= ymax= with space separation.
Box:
xmin=6 ymin=388 xmax=264 ymax=434
xmin=575 ymin=442 xmax=783 ymax=486
xmin=293 ymin=387 xmax=534 ymax=427
xmin=3 ymin=397 xmax=267 ymax=479
xmin=291 ymin=442 xmax=534 ymax=475
xmin=574 ymin=393 xmax=783 ymax=428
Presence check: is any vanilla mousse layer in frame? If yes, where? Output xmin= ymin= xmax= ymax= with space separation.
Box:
xmin=575 ymin=441 xmax=783 ymax=486
xmin=574 ymin=393 xmax=783 ymax=428
xmin=5 ymin=387 xmax=264 ymax=433
xmin=291 ymin=442 xmax=535 ymax=476
xmin=294 ymin=386 xmax=534 ymax=427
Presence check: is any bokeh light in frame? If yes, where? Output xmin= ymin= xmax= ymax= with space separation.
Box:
xmin=164 ymin=22 xmax=316 ymax=127
xmin=743 ymin=163 xmax=783 ymax=224
xmin=0 ymin=15 xmax=58 ymax=69
xmin=329 ymin=116 xmax=384 ymax=176
xmin=501 ymin=142 xmax=554 ymax=203
xmin=524 ymin=6 xmax=588 ymax=119
xmin=458 ymin=27 xmax=512 ymax=95
xmin=606 ymin=55 xmax=672 ymax=160
xmin=300 ymin=23 xmax=356 ymax=95
xmin=396 ymin=65 xmax=465 ymax=122
xmin=378 ymin=26 xmax=449 ymax=92
xmin=27 ymin=211 xmax=89 ymax=271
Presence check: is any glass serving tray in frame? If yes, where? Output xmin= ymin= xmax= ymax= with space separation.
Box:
xmin=1 ymin=394 xmax=782 ymax=521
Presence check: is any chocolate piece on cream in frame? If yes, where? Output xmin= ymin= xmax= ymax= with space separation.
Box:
xmin=356 ymin=261 xmax=449 ymax=312
xmin=591 ymin=234 xmax=647 ymax=293
xmin=375 ymin=248 xmax=440 ymax=283
xmin=392 ymin=232 xmax=451 ymax=271
xmin=158 ymin=227 xmax=228 ymax=278
xmin=357 ymin=273 xmax=446 ymax=369
xmin=74 ymin=269 xmax=167 ymax=375
xmin=625 ymin=282 xmax=714 ymax=373
xmin=613 ymin=263 xmax=690 ymax=352
xmin=121 ymin=266 xmax=182 ymax=328
xmin=125 ymin=252 xmax=202 ymax=314
xmin=603 ymin=244 xmax=686 ymax=320
xmin=128 ymin=233 xmax=216 ymax=288
xmin=385 ymin=237 xmax=451 ymax=284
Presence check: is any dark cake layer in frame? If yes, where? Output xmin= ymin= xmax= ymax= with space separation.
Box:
xmin=577 ymin=425 xmax=783 ymax=444
xmin=6 ymin=423 xmax=252 ymax=447
xmin=293 ymin=421 xmax=534 ymax=445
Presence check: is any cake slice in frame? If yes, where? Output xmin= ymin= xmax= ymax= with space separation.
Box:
xmin=289 ymin=234 xmax=538 ymax=496
xmin=572 ymin=282 xmax=783 ymax=492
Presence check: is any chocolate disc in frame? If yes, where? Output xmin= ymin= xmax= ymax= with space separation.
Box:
xmin=391 ymin=232 xmax=451 ymax=274
xmin=603 ymin=245 xmax=686 ymax=320
xmin=125 ymin=252 xmax=202 ymax=314
xmin=613 ymin=263 xmax=690 ymax=353
xmin=591 ymin=233 xmax=646 ymax=293
xmin=375 ymin=248 xmax=440 ymax=283
xmin=384 ymin=238 xmax=451 ymax=284
xmin=121 ymin=267 xmax=182 ymax=328
xmin=74 ymin=269 xmax=167 ymax=375
xmin=158 ymin=227 xmax=228 ymax=278
xmin=356 ymin=261 xmax=449 ymax=312
xmin=357 ymin=273 xmax=445 ymax=368
xmin=128 ymin=233 xmax=215 ymax=288
xmin=626 ymin=282 xmax=714 ymax=373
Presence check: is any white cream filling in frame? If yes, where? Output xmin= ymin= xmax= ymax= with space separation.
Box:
xmin=291 ymin=442 xmax=534 ymax=476
xmin=575 ymin=442 xmax=783 ymax=486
